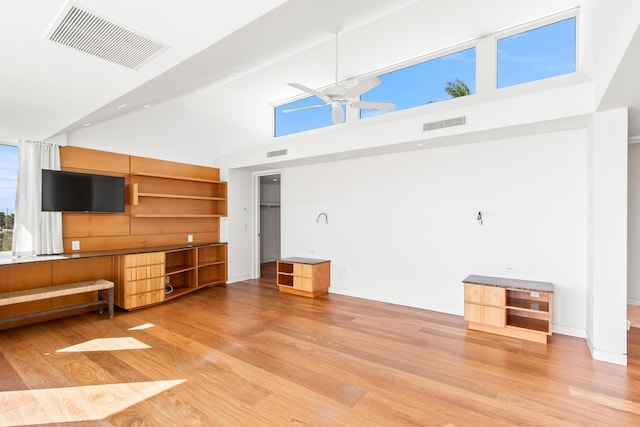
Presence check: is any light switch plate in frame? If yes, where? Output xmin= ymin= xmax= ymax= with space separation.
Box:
xmin=71 ymin=240 xmax=80 ymax=250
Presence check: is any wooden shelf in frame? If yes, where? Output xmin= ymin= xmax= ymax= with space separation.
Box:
xmin=165 ymin=265 xmax=196 ymax=276
xmin=138 ymin=192 xmax=225 ymax=201
xmin=198 ymin=261 xmax=225 ymax=268
xmin=132 ymin=172 xmax=225 ymax=184
xmin=506 ymin=297 xmax=550 ymax=313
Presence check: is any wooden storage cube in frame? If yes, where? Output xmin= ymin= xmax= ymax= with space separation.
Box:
xmin=507 ymin=310 xmax=550 ymax=333
xmin=198 ymin=244 xmax=226 ymax=264
xmin=278 ymin=274 xmax=294 ymax=287
xmin=197 ymin=264 xmax=226 ymax=287
xmin=278 ymin=262 xmax=294 ymax=274
xmin=506 ymin=289 xmax=550 ymax=312
xmin=166 ymin=249 xmax=196 ymax=274
xmin=165 ymin=270 xmax=195 ymax=289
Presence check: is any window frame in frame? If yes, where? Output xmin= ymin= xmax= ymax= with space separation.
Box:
xmin=0 ymin=141 xmax=18 ymax=256
xmin=494 ymin=9 xmax=578 ymax=89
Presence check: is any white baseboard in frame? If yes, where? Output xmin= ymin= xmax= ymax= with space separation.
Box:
xmin=627 ymin=297 xmax=640 ymax=305
xmin=552 ymin=324 xmax=586 ymax=338
xmin=227 ymin=274 xmax=251 ymax=284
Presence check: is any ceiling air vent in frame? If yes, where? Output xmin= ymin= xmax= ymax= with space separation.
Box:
xmin=267 ymin=149 xmax=288 ymax=158
xmin=423 ymin=116 xmax=466 ymax=132
xmin=46 ymin=3 xmax=166 ymax=69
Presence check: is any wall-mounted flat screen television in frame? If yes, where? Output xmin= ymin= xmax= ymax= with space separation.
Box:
xmin=42 ymin=169 xmax=125 ymax=213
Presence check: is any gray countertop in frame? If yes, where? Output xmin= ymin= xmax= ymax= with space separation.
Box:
xmin=279 ymin=257 xmax=330 ymax=265
xmin=463 ymin=274 xmax=554 ymax=293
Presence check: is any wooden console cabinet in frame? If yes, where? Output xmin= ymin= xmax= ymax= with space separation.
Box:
xmin=463 ymin=275 xmax=553 ymax=344
xmin=115 ymin=243 xmax=227 ymax=310
xmin=277 ymin=257 xmax=330 ymax=297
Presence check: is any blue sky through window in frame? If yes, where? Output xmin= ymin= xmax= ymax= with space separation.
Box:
xmin=0 ymin=144 xmax=18 ymax=215
xmin=274 ymin=16 xmax=576 ymax=136
xmin=274 ymin=98 xmax=345 ymax=137
xmin=497 ymin=17 xmax=576 ymax=88
xmin=361 ymin=48 xmax=476 ymax=119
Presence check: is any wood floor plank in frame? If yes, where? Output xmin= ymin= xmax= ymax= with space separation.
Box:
xmin=0 ymin=276 xmax=639 ymax=426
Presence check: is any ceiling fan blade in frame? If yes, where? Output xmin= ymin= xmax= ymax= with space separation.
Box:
xmin=351 ymin=100 xmax=395 ymax=111
xmin=288 ymin=83 xmax=330 ymax=102
xmin=331 ymin=105 xmax=344 ymax=124
xmin=344 ymin=76 xmax=382 ymax=98
xmin=282 ymin=103 xmax=326 ymax=113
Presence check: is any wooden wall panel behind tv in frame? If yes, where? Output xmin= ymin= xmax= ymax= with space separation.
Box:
xmin=60 ymin=147 xmax=224 ymax=252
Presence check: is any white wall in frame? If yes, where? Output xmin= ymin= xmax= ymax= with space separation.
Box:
xmin=227 ymin=169 xmax=253 ymax=283
xmin=277 ymin=129 xmax=587 ymax=335
xmin=587 ymin=109 xmax=628 ymax=365
xmin=629 ymin=143 xmax=640 ymax=304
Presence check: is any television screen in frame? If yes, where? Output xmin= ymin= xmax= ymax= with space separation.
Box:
xmin=42 ymin=169 xmax=125 ymax=212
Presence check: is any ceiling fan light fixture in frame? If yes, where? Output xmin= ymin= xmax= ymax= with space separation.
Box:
xmin=331 ymin=104 xmax=344 ymax=124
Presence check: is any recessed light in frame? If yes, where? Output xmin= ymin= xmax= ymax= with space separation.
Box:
xmin=83 ymin=122 xmax=92 ymax=127
xmin=343 ymin=153 xmax=349 ymax=157
xmin=418 ymin=143 xmax=422 ymax=147
xmin=272 ymin=178 xmax=278 ymax=182
xmin=117 ymin=104 xmax=127 ymax=109
xmin=143 ymin=104 xmax=152 ymax=108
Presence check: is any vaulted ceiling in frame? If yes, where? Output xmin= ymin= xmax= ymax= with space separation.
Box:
xmin=1 ymin=0 xmax=639 ymax=144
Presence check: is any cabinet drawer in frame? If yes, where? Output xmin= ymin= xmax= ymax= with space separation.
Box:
xmin=464 ymin=303 xmax=505 ymax=327
xmin=125 ymin=290 xmax=164 ymax=309
xmin=125 ymin=277 xmax=164 ymax=295
xmin=294 ymin=277 xmax=314 ymax=292
xmin=464 ymin=283 xmax=505 ymax=307
xmin=293 ymin=263 xmax=312 ymax=278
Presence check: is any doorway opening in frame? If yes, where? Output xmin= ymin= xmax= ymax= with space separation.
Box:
xmin=253 ymin=171 xmax=281 ymax=284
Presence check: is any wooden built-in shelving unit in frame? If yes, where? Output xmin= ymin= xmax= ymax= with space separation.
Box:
xmin=115 ymin=243 xmax=227 ymax=309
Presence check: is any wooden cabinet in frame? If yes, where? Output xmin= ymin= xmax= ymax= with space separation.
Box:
xmin=115 ymin=243 xmax=228 ymax=310
xmin=463 ymin=275 xmax=553 ymax=344
xmin=115 ymin=252 xmax=165 ymax=310
xmin=277 ymin=258 xmax=330 ymax=297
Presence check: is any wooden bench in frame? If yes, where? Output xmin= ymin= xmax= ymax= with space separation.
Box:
xmin=0 ymin=279 xmax=114 ymax=325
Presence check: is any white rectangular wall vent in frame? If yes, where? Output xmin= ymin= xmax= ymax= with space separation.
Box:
xmin=423 ymin=116 xmax=466 ymax=131
xmin=46 ymin=4 xmax=166 ymax=69
xmin=267 ymin=149 xmax=288 ymax=158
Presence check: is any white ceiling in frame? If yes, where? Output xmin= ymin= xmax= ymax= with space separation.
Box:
xmin=1 ymin=0 xmax=639 ymax=142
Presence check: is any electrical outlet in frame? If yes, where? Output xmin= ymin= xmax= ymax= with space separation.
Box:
xmin=530 ymin=291 xmax=540 ymax=298
xmin=71 ymin=240 xmax=80 ymax=251
xmin=187 ymin=234 xmax=193 ymax=243
xmin=504 ymin=266 xmax=516 ymax=273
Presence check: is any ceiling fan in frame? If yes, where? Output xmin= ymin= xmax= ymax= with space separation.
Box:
xmin=284 ymin=25 xmax=395 ymax=124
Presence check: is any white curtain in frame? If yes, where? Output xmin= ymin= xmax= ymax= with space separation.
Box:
xmin=12 ymin=140 xmax=63 ymax=256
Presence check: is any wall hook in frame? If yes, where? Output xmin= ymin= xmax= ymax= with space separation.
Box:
xmin=477 ymin=211 xmax=483 ymax=226
xmin=316 ymin=212 xmax=328 ymax=224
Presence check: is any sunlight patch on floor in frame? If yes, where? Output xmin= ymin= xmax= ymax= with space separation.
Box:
xmin=56 ymin=337 xmax=151 ymax=352
xmin=0 ymin=380 xmax=185 ymax=426
xmin=128 ymin=323 xmax=155 ymax=331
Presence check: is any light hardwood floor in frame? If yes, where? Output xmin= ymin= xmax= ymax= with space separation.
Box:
xmin=1 ymin=275 xmax=640 ymax=426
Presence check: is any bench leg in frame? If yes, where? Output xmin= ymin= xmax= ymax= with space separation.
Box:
xmin=98 ymin=289 xmax=105 ymax=314
xmin=108 ymin=287 xmax=114 ymax=318
xmin=97 ymin=288 xmax=114 ymax=318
